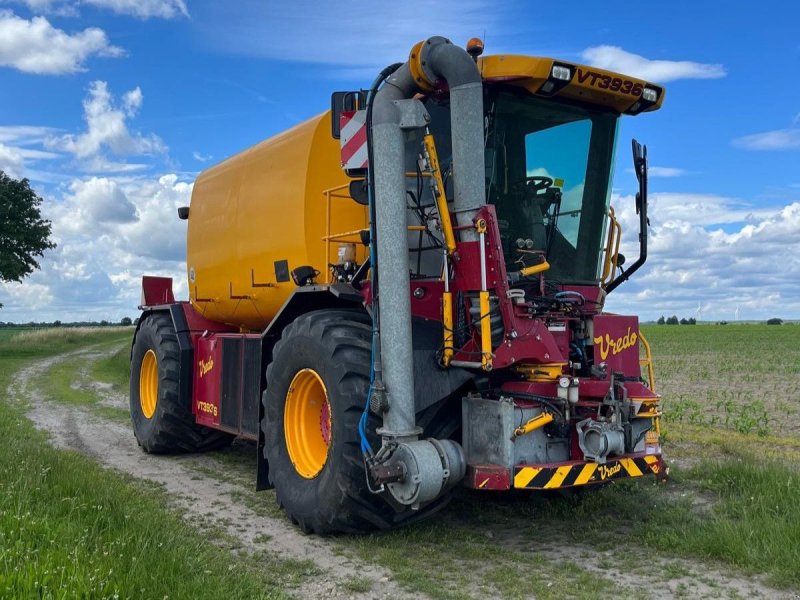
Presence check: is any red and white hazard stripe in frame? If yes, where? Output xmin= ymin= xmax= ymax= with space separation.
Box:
xmin=340 ymin=110 xmax=368 ymax=170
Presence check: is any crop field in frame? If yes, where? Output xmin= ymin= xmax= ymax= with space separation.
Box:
xmin=647 ymin=324 xmax=800 ymax=458
xmin=1 ymin=324 xmax=798 ymax=599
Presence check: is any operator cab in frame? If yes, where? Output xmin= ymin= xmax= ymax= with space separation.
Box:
xmin=485 ymin=88 xmax=618 ymax=286
xmin=408 ymin=87 xmax=618 ymax=289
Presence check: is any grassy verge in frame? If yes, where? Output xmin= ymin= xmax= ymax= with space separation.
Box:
xmin=0 ymin=329 xmax=290 ymax=599
xmin=91 ymin=344 xmax=130 ymax=389
xmin=645 ymin=458 xmax=800 ymax=588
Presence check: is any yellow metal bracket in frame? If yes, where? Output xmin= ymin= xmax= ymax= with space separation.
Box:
xmin=512 ymin=412 xmax=554 ymax=439
xmin=601 ymin=206 xmax=622 ymax=287
xmin=638 ymin=330 xmax=660 ymax=435
xmin=422 ymin=131 xmax=457 ymax=254
xmin=519 ymin=260 xmax=551 ymax=278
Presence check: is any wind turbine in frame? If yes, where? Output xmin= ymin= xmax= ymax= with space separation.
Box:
xmin=694 ymin=302 xmax=702 ymax=321
xmin=735 ymin=305 xmax=740 ymax=321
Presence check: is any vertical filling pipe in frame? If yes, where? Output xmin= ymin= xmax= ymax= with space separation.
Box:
xmin=371 ymin=37 xmax=485 ymax=439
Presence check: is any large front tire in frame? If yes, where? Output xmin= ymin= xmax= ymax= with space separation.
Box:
xmin=130 ymin=313 xmax=232 ymax=453
xmin=262 ymin=310 xmax=450 ymax=534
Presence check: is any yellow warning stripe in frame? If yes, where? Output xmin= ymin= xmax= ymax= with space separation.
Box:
xmin=573 ymin=463 xmax=598 ymax=485
xmin=543 ymin=465 xmax=572 ymax=489
xmin=513 ymin=467 xmax=542 ymax=488
xmin=619 ymin=458 xmax=643 ymax=477
xmin=512 ymin=456 xmax=661 ymax=489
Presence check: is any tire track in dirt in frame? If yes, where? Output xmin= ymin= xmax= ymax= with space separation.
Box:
xmin=7 ymin=345 xmax=418 ymax=600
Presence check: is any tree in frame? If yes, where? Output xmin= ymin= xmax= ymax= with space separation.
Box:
xmin=120 ymin=316 xmax=133 ymax=326
xmin=666 ymin=315 xmax=679 ymax=325
xmin=688 ymin=317 xmax=697 ymax=325
xmin=767 ymin=318 xmax=783 ymax=325
xmin=657 ymin=316 xmax=666 ymax=325
xmin=679 ymin=318 xmax=689 ymax=325
xmin=0 ymin=171 xmax=56 ymax=307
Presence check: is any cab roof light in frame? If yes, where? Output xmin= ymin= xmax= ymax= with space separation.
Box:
xmin=551 ymin=65 xmax=572 ymax=81
xmin=538 ymin=63 xmax=573 ymax=97
xmin=642 ymin=87 xmax=658 ymax=102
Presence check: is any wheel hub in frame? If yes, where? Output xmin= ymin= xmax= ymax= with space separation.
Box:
xmin=139 ymin=349 xmax=158 ymax=419
xmin=284 ymin=368 xmax=331 ymax=479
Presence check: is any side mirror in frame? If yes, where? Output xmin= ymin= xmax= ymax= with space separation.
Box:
xmin=631 ymin=138 xmax=647 ymax=184
xmin=606 ymin=139 xmax=648 ymax=294
xmin=331 ymin=91 xmax=367 ymax=139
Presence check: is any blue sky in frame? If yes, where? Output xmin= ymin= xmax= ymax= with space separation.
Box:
xmin=1 ymin=0 xmax=798 ymax=322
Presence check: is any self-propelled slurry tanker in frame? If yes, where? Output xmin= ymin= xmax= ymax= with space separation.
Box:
xmin=130 ymin=36 xmax=665 ymax=533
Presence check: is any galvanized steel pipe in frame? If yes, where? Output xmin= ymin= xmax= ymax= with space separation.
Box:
xmin=371 ymin=37 xmax=484 ymax=439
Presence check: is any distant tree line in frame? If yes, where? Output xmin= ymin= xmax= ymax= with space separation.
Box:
xmin=657 ymin=315 xmax=697 ymax=325
xmin=656 ymin=316 xmax=788 ymax=325
xmin=0 ymin=317 xmax=135 ymax=328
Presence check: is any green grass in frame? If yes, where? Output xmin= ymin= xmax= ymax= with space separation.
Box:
xmin=91 ymin=344 xmax=131 ymax=389
xmin=642 ymin=457 xmax=800 ymax=588
xmin=341 ymin=575 xmax=373 ymax=593
xmin=0 ymin=329 xmax=293 ymax=599
xmin=33 ymin=351 xmax=131 ymax=422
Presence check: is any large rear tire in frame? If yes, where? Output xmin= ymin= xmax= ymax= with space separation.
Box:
xmin=130 ymin=312 xmax=232 ymax=454
xmin=262 ymin=309 xmax=450 ymax=534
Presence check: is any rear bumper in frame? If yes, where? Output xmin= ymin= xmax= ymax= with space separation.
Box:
xmin=465 ymin=452 xmax=664 ymax=491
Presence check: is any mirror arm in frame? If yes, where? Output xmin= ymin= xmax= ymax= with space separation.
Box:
xmin=606 ymin=141 xmax=648 ymax=294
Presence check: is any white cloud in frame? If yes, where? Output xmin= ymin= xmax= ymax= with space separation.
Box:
xmin=0 ymin=127 xmax=61 ymax=178
xmin=0 ymin=173 xmax=192 ymax=322
xmin=83 ymin=0 xmax=187 ymax=18
xmin=63 ymin=177 xmax=138 ymax=226
xmin=0 ymin=10 xmax=122 ymax=74
xmin=0 ymin=281 xmax=54 ymax=310
xmin=732 ymin=128 xmax=800 ymax=150
xmin=48 ymin=81 xmax=166 ymax=165
xmin=0 ymin=125 xmax=58 ymax=144
xmin=605 ymin=193 xmax=800 ymax=321
xmin=0 ymin=143 xmax=25 ymax=178
xmin=4 ymin=0 xmax=188 ymax=19
xmin=192 ymin=151 xmax=212 ymax=162
xmin=580 ymin=46 xmax=726 ymax=83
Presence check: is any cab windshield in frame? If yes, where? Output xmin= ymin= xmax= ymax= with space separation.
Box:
xmin=485 ymin=90 xmax=618 ymax=284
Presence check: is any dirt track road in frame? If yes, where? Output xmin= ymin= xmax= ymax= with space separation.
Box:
xmin=7 ymin=342 xmax=794 ymax=599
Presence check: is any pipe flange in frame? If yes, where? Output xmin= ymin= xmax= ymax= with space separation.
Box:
xmin=411 ymin=36 xmax=454 ymax=91
xmin=408 ymin=40 xmax=434 ymax=92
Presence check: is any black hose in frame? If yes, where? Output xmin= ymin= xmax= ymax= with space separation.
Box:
xmin=365 ymin=62 xmax=403 ymax=324
xmin=489 ymin=390 xmax=566 ymax=422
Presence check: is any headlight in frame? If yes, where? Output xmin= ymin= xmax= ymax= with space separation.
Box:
xmin=551 ymin=65 xmax=572 ymax=81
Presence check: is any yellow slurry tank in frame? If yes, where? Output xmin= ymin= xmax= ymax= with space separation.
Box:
xmin=186 ymin=112 xmax=367 ymax=330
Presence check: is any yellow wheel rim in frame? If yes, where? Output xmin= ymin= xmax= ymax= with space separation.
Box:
xmin=284 ymin=368 xmax=331 ymax=479
xmin=139 ymin=349 xmax=158 ymax=419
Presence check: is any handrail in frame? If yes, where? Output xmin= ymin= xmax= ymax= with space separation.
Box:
xmin=638 ymin=330 xmax=656 ymax=392
xmin=322 ymin=182 xmax=431 ymax=282
xmin=638 ymin=330 xmax=660 ymax=435
xmin=323 ymin=183 xmax=357 ymax=284
xmin=601 ymin=206 xmax=622 ymax=287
